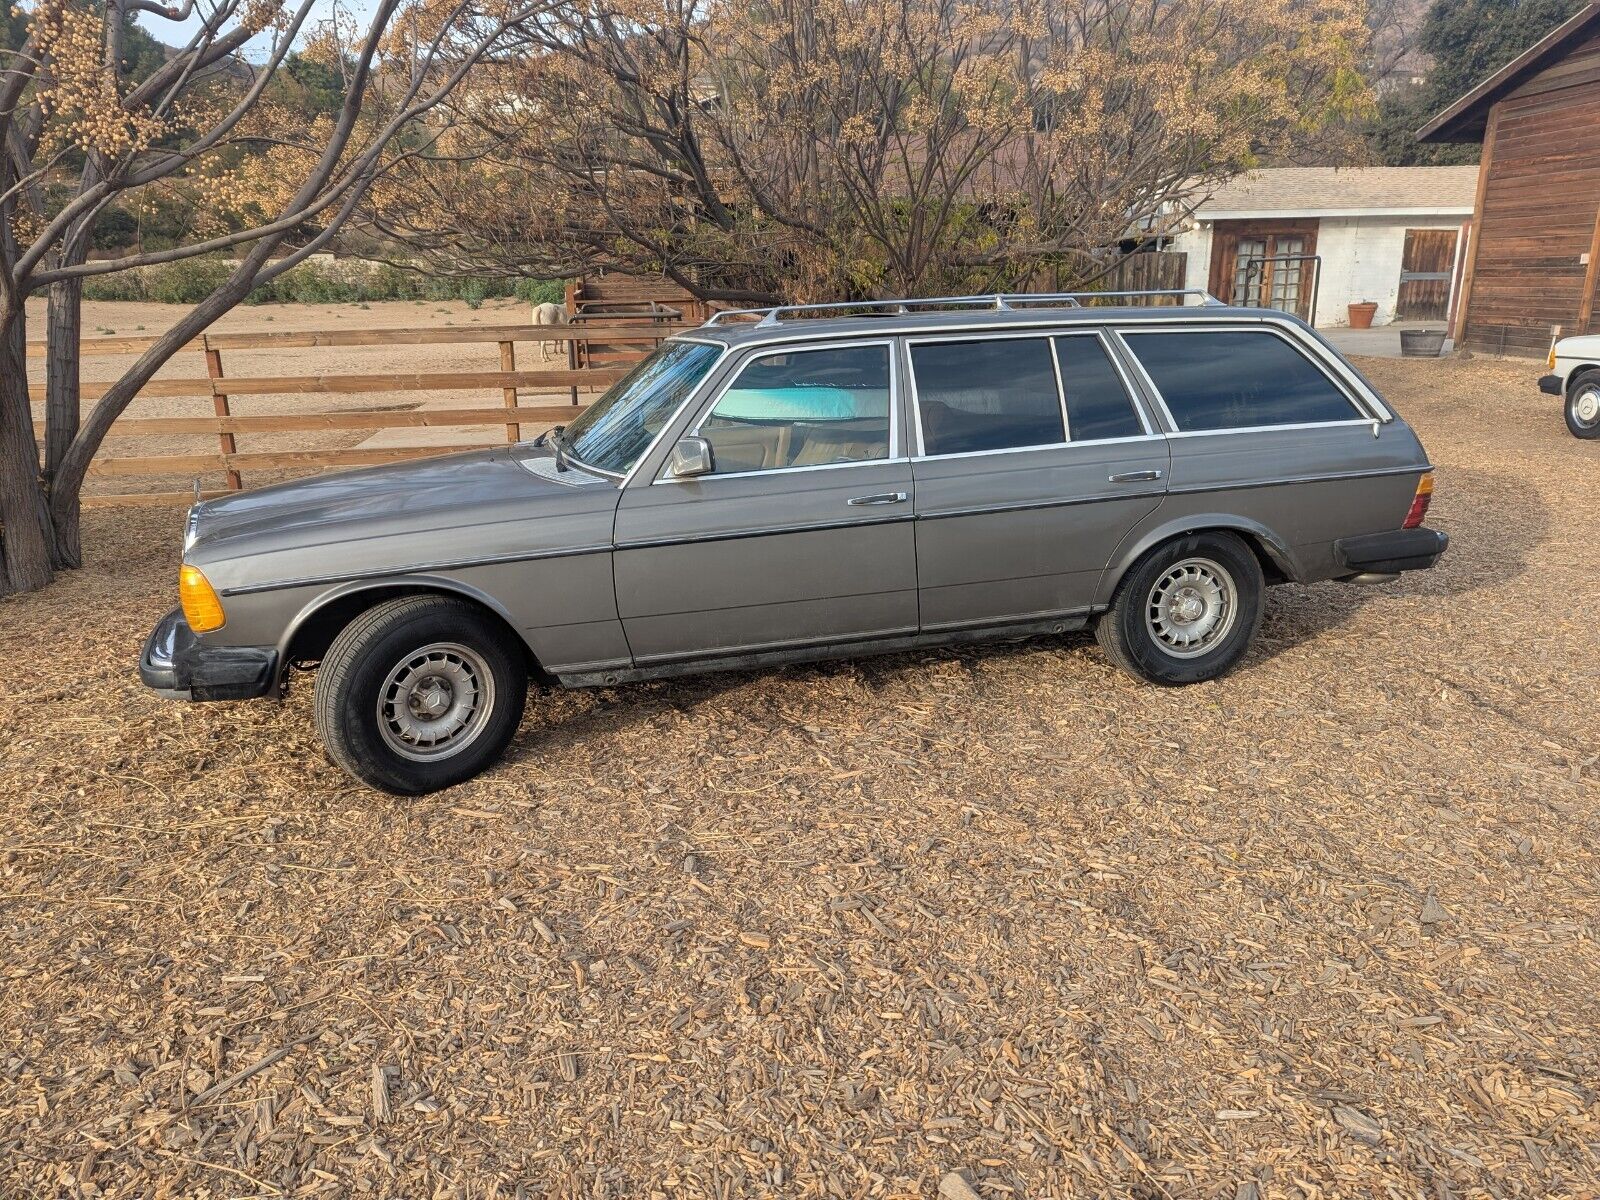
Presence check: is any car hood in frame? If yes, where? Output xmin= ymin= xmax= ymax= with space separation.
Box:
xmin=187 ymin=445 xmax=619 ymax=572
xmin=1558 ymin=333 xmax=1600 ymax=361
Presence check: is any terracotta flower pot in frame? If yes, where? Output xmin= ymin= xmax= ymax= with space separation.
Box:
xmin=1348 ymin=302 xmax=1378 ymax=330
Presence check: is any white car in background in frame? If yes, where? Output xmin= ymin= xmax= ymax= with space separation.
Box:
xmin=1541 ymin=333 xmax=1600 ymax=438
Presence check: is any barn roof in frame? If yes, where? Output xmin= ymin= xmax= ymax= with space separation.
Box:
xmin=1188 ymin=167 xmax=1479 ymax=220
xmin=1417 ymin=2 xmax=1600 ymax=142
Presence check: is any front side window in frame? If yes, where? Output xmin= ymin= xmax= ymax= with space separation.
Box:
xmin=1124 ymin=329 xmax=1361 ymax=431
xmin=1054 ymin=336 xmax=1144 ymax=440
xmin=911 ymin=337 xmax=1064 ymax=456
xmin=565 ymin=340 xmax=722 ymax=474
xmin=698 ymin=344 xmax=891 ymax=474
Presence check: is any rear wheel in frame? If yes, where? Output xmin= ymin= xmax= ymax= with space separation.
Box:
xmin=313 ymin=596 xmax=527 ymax=794
xmin=1096 ymin=532 xmax=1264 ymax=685
xmin=1566 ymin=370 xmax=1600 ymax=439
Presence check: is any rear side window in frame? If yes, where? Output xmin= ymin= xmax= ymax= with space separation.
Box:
xmin=912 ymin=337 xmax=1064 ymax=455
xmin=1054 ymin=336 xmax=1144 ymax=440
xmin=1124 ymin=330 xmax=1361 ymax=431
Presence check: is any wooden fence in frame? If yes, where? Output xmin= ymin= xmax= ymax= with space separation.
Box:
xmin=27 ymin=322 xmax=691 ymax=508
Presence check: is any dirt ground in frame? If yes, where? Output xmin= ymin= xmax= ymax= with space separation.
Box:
xmin=23 ymin=298 xmax=596 ymax=497
xmin=4 ymin=353 xmax=1599 ymax=1199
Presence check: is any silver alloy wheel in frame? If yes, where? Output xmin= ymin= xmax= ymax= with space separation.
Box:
xmin=377 ymin=642 xmax=496 ymax=761
xmin=1574 ymin=386 xmax=1600 ymax=428
xmin=1145 ymin=556 xmax=1238 ymax=659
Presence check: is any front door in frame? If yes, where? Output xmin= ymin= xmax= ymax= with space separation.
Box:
xmin=613 ymin=340 xmax=918 ymax=663
xmin=907 ymin=331 xmax=1169 ymax=629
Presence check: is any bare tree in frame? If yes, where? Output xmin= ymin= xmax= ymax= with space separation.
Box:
xmin=0 ymin=0 xmax=549 ymax=596
xmin=364 ymin=0 xmax=1372 ymax=303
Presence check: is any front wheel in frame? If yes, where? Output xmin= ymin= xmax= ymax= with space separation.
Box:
xmin=1095 ymin=532 xmax=1264 ymax=685
xmin=1566 ymin=370 xmax=1600 ymax=439
xmin=313 ymin=596 xmax=528 ymax=794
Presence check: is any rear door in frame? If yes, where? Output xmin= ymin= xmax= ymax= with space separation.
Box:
xmin=613 ymin=339 xmax=918 ymax=663
xmin=908 ymin=330 xmax=1169 ymax=630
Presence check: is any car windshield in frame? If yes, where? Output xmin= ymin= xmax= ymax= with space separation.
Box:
xmin=564 ymin=340 xmax=723 ymax=475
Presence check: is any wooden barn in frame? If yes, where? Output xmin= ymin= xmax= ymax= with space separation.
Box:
xmin=1419 ymin=2 xmax=1600 ymax=356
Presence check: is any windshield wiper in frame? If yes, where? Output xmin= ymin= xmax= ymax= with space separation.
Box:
xmin=547 ymin=424 xmax=570 ymax=472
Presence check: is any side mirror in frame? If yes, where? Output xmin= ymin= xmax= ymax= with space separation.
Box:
xmin=669 ymin=436 xmax=714 ymax=478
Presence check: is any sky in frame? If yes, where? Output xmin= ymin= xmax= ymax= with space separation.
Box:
xmin=138 ymin=0 xmax=384 ymax=59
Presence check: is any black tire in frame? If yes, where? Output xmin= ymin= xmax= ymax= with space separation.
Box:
xmin=1565 ymin=369 xmax=1600 ymax=439
xmin=313 ymin=596 xmax=527 ymax=795
xmin=1095 ymin=532 xmax=1265 ymax=686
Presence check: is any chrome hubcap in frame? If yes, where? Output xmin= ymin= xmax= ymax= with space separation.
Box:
xmin=1146 ymin=557 xmax=1237 ymax=659
xmin=1576 ymin=388 xmax=1600 ymax=426
xmin=378 ymin=643 xmax=495 ymax=761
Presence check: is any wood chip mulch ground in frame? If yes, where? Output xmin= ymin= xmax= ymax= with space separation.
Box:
xmin=4 ymin=355 xmax=1598 ymax=1199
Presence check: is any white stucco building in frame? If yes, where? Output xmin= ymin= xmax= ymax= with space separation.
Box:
xmin=1168 ymin=167 xmax=1480 ymax=328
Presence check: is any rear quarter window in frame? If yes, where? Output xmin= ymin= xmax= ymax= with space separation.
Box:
xmin=1124 ymin=329 xmax=1361 ymax=431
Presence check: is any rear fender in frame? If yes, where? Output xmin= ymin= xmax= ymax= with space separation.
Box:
xmin=1096 ymin=514 xmax=1301 ymax=607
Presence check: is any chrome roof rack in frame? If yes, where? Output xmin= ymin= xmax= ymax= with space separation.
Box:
xmin=702 ymin=289 xmax=1224 ymax=326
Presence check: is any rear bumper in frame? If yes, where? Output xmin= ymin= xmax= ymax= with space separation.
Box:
xmin=1539 ymin=373 xmax=1563 ymax=396
xmin=139 ymin=607 xmax=278 ymax=701
xmin=1334 ymin=527 xmax=1449 ymax=576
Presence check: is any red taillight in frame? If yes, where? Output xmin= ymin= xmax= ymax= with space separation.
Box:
xmin=1403 ymin=473 xmax=1434 ymax=529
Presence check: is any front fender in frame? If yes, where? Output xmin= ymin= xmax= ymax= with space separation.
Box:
xmin=275 ymin=573 xmax=531 ymax=670
xmin=1096 ymin=513 xmax=1302 ymax=607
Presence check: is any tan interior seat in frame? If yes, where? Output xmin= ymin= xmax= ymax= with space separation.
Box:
xmin=789 ymin=425 xmax=887 ymax=466
xmin=704 ymin=424 xmax=791 ymax=472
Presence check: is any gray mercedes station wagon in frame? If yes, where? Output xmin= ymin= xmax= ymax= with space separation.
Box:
xmin=141 ymin=292 xmax=1448 ymax=794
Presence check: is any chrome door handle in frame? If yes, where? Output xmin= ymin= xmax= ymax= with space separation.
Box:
xmin=1108 ymin=469 xmax=1163 ymax=483
xmin=847 ymin=491 xmax=909 ymax=506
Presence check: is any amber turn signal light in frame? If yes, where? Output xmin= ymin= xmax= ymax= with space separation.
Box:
xmin=1402 ymin=473 xmax=1434 ymax=529
xmin=179 ymin=564 xmax=226 ymax=633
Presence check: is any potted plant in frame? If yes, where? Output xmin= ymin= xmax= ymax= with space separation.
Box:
xmin=1348 ymin=301 xmax=1378 ymax=329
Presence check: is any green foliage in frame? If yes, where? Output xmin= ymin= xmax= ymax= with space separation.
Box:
xmin=513 ymin=278 xmax=566 ymax=306
xmin=278 ymin=52 xmax=346 ymax=118
xmin=81 ymin=255 xmax=569 ymax=307
xmin=1371 ymin=0 xmax=1587 ymax=164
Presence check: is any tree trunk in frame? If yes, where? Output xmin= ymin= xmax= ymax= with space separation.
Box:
xmin=0 ymin=308 xmax=55 ymax=595
xmin=43 ymin=265 xmax=86 ymax=568
xmin=43 ymin=272 xmax=86 ymax=569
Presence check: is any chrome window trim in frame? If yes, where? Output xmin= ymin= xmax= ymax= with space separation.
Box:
xmin=905 ymin=435 xmax=1163 ymax=463
xmin=651 ymin=337 xmax=901 ymax=484
xmin=1047 ymin=336 xmax=1072 ymax=441
xmin=1164 ymin=419 xmax=1375 ymax=439
xmin=1113 ymin=323 xmax=1380 ymax=434
xmin=615 ymin=339 xmax=737 ymax=491
xmin=654 ymin=456 xmax=912 ymax=485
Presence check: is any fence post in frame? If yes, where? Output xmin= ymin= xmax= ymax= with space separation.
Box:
xmin=498 ymin=339 xmax=519 ymax=443
xmin=203 ymin=337 xmax=242 ymax=491
xmin=568 ymin=330 xmax=579 ymax=406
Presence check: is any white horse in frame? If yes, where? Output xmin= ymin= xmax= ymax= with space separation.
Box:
xmin=532 ymin=301 xmax=570 ymax=362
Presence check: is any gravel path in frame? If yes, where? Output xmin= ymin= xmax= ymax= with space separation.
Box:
xmin=3 ymin=355 xmax=1597 ymax=1199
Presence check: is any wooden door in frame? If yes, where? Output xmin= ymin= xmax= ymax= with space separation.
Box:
xmin=1396 ymin=229 xmax=1459 ymax=321
xmin=1208 ymin=220 xmax=1318 ymax=321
